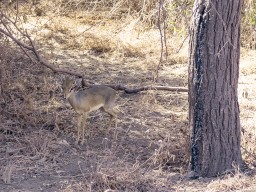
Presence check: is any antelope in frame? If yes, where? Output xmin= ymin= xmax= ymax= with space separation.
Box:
xmin=63 ymin=77 xmax=117 ymax=144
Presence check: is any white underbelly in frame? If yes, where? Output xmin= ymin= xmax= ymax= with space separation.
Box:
xmin=89 ymin=104 xmax=104 ymax=112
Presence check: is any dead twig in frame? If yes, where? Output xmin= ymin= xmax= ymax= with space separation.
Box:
xmin=0 ymin=13 xmax=87 ymax=86
xmin=155 ymin=0 xmax=168 ymax=82
xmin=155 ymin=0 xmax=164 ymax=82
xmin=176 ymin=34 xmax=189 ymax=53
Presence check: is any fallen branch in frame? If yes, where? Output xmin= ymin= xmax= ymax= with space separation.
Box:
xmin=124 ymin=85 xmax=188 ymax=93
xmin=93 ymin=84 xmax=188 ymax=93
xmin=0 ymin=13 xmax=188 ymax=94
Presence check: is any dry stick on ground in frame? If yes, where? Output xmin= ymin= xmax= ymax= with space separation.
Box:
xmin=0 ymin=14 xmax=188 ymax=93
xmin=122 ymin=85 xmax=188 ymax=93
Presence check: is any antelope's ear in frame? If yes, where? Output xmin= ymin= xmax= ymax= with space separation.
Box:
xmin=64 ymin=77 xmax=71 ymax=85
xmin=64 ymin=77 xmax=69 ymax=82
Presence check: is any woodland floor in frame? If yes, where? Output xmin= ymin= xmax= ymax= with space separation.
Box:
xmin=0 ymin=13 xmax=256 ymax=192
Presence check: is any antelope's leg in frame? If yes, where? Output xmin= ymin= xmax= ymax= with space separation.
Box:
xmin=76 ymin=114 xmax=83 ymax=144
xmin=81 ymin=113 xmax=88 ymax=145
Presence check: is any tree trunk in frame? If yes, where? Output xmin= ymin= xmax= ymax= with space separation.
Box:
xmin=189 ymin=0 xmax=243 ymax=177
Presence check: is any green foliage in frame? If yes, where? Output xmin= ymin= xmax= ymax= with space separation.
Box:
xmin=243 ymin=0 xmax=256 ymax=26
xmin=241 ymin=0 xmax=256 ymax=49
xmin=166 ymin=0 xmax=193 ymax=36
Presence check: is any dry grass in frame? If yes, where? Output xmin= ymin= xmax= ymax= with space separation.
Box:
xmin=238 ymin=48 xmax=256 ymax=169
xmin=0 ymin=39 xmax=189 ymax=191
xmin=206 ymin=173 xmax=253 ymax=192
xmin=0 ymin=2 xmax=256 ymax=192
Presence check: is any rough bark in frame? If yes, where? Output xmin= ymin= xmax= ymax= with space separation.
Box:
xmin=189 ymin=0 xmax=243 ymax=177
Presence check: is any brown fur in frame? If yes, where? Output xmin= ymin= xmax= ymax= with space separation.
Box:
xmin=63 ymin=77 xmax=117 ymax=144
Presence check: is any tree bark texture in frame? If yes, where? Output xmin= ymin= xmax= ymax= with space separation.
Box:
xmin=189 ymin=0 xmax=243 ymax=177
